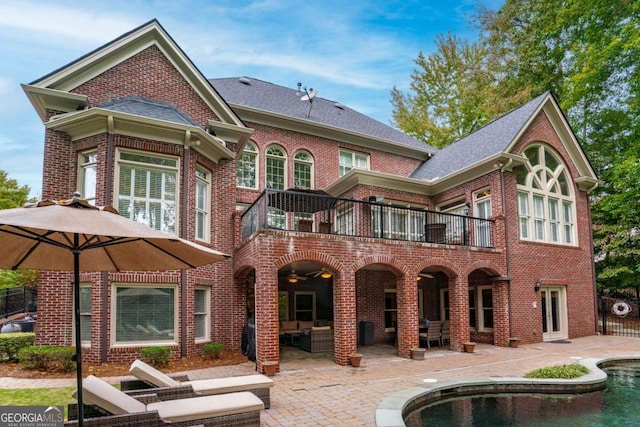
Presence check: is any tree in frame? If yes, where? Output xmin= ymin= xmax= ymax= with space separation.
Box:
xmin=475 ymin=0 xmax=640 ymax=295
xmin=0 ymin=170 xmax=31 ymax=210
xmin=0 ymin=170 xmax=36 ymax=289
xmin=394 ymin=0 xmax=640 ymax=294
xmin=391 ymin=33 xmax=526 ymax=148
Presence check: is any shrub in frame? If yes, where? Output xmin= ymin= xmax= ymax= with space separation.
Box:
xmin=202 ymin=342 xmax=224 ymax=359
xmin=139 ymin=346 xmax=171 ymax=367
xmin=0 ymin=332 xmax=35 ymax=362
xmin=18 ymin=346 xmax=74 ymax=372
xmin=524 ymin=363 xmax=589 ymax=379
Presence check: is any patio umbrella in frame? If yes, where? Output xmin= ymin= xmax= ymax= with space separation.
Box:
xmin=0 ymin=194 xmax=229 ymax=426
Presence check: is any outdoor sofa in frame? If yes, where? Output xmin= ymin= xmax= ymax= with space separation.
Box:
xmin=121 ymin=359 xmax=273 ymax=408
xmin=65 ymin=374 xmax=264 ymax=427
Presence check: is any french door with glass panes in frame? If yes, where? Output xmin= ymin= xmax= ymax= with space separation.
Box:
xmin=541 ymin=286 xmax=568 ymax=341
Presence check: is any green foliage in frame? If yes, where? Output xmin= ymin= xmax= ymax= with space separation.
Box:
xmin=524 ymin=363 xmax=589 ymax=379
xmin=139 ymin=346 xmax=172 ymax=367
xmin=202 ymin=342 xmax=225 ymax=359
xmin=0 ymin=332 xmax=35 ymax=362
xmin=18 ymin=345 xmax=74 ymax=372
xmin=0 ymin=170 xmax=32 ymax=210
xmin=395 ymin=0 xmax=640 ymax=295
xmin=0 ymin=271 xmax=38 ymax=289
xmin=391 ymin=33 xmax=525 ymax=148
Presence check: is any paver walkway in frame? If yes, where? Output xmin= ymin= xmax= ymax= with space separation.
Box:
xmin=1 ymin=335 xmax=638 ymax=426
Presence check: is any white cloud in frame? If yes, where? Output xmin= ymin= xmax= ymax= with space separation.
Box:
xmin=0 ymin=2 xmax=136 ymax=45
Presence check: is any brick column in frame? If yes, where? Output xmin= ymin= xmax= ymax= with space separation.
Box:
xmin=449 ymin=275 xmax=469 ymax=352
xmin=254 ymin=265 xmax=279 ymax=373
xmin=333 ymin=271 xmax=356 ymax=366
xmin=492 ymin=279 xmax=510 ymax=347
xmin=397 ymin=275 xmax=419 ymax=358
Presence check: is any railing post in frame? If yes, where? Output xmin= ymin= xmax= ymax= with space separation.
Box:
xmin=463 ymin=216 xmax=468 ymax=246
xmin=601 ymin=297 xmax=607 ymax=335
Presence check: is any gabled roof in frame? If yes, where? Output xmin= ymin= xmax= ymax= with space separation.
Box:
xmin=209 ymin=77 xmax=437 ymax=158
xmin=411 ymin=93 xmax=549 ymax=181
xmin=23 ymin=19 xmax=248 ymax=143
xmin=98 ymin=96 xmax=201 ymax=127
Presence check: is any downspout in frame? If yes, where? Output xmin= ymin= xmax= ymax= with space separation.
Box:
xmin=101 ymin=117 xmax=116 ymax=364
xmin=180 ymin=131 xmax=191 ymax=359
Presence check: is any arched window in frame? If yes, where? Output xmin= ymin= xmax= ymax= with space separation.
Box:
xmin=236 ymin=141 xmax=258 ymax=189
xmin=516 ymin=145 xmax=575 ymax=245
xmin=266 ymin=145 xmax=286 ymax=190
xmin=293 ymin=150 xmax=313 ymax=189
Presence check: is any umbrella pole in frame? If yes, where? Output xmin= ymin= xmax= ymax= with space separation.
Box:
xmin=73 ymin=245 xmax=84 ymax=427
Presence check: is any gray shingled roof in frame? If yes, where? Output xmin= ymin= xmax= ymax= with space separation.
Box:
xmin=209 ymin=77 xmax=437 ymax=154
xmin=411 ymin=92 xmax=550 ymax=181
xmin=98 ymin=95 xmax=202 ymax=127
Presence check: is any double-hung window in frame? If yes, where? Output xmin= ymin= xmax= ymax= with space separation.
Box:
xmin=339 ymin=150 xmax=369 ymax=176
xmin=195 ymin=167 xmax=210 ymax=242
xmin=79 ymin=284 xmax=92 ymax=344
xmin=116 ymin=150 xmax=178 ymax=233
xmin=79 ymin=151 xmax=97 ymax=205
xmin=113 ymin=285 xmax=176 ymax=345
xmin=516 ymin=145 xmax=575 ymax=245
xmin=194 ymin=287 xmax=210 ymax=342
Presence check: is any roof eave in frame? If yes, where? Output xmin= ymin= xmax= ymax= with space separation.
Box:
xmin=46 ymin=108 xmax=235 ymax=162
xmin=229 ymin=103 xmax=435 ymax=160
xmin=22 ymin=84 xmax=89 ymax=122
xmin=28 ymin=20 xmax=244 ymax=129
xmin=426 ymin=153 xmax=528 ymax=194
xmin=326 ymin=169 xmax=434 ymax=197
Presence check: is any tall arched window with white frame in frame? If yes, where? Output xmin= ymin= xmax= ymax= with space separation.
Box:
xmin=516 ymin=145 xmax=575 ymax=245
xmin=293 ymin=150 xmax=313 ymax=189
xmin=236 ymin=141 xmax=258 ymax=189
xmin=266 ymin=145 xmax=286 ymax=190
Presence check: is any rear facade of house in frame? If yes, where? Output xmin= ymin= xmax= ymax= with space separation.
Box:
xmin=23 ymin=20 xmax=600 ymax=372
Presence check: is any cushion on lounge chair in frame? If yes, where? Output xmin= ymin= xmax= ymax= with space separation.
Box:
xmin=184 ymin=374 xmax=274 ymax=395
xmin=82 ymin=375 xmax=146 ymax=415
xmin=147 ymin=391 xmax=264 ymax=423
xmin=129 ymin=359 xmax=181 ymax=387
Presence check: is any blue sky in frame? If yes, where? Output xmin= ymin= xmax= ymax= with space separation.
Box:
xmin=0 ymin=0 xmax=502 ymax=198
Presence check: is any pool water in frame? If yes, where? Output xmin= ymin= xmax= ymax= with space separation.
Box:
xmin=409 ymin=363 xmax=640 ymax=426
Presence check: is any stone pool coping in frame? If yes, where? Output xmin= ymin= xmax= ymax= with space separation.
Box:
xmin=375 ymin=356 xmax=640 ymax=427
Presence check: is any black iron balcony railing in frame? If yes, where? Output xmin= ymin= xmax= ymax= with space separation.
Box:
xmin=241 ymin=189 xmax=495 ymax=248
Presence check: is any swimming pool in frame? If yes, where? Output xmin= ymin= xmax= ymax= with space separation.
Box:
xmin=404 ymin=361 xmax=640 ymax=426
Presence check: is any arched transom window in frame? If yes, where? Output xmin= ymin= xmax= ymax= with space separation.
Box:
xmin=236 ymin=141 xmax=258 ymax=189
xmin=293 ymin=150 xmax=313 ymax=189
xmin=516 ymin=145 xmax=575 ymax=245
xmin=266 ymin=145 xmax=286 ymax=190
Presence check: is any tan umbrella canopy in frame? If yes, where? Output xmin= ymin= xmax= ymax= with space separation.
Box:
xmin=0 ymin=194 xmax=229 ymax=425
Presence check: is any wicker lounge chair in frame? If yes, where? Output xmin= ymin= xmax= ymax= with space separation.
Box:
xmin=122 ymin=359 xmax=273 ymax=408
xmin=65 ymin=375 xmax=263 ymax=427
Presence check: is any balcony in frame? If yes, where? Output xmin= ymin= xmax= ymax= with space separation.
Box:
xmin=241 ymin=189 xmax=495 ymax=248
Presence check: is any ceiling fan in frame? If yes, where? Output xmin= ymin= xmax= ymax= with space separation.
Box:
xmin=416 ymin=272 xmax=434 ymax=281
xmin=285 ymin=270 xmax=307 ymax=283
xmin=307 ymin=268 xmax=333 ymax=279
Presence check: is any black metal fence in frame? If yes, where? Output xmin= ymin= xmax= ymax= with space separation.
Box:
xmin=242 ymin=189 xmax=495 ymax=248
xmin=599 ymin=297 xmax=640 ymax=338
xmin=1 ymin=286 xmax=37 ymax=318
